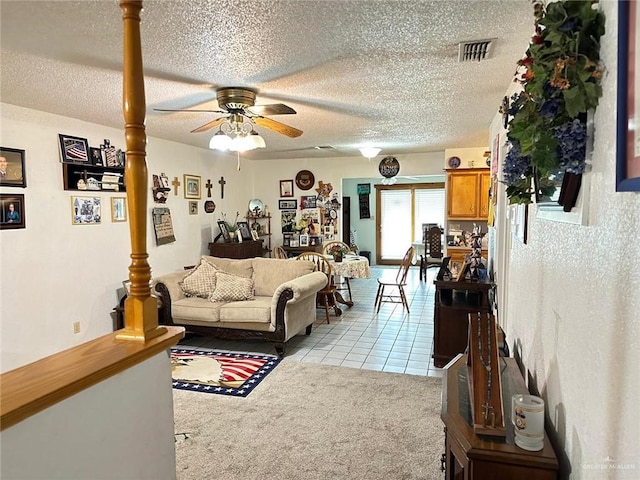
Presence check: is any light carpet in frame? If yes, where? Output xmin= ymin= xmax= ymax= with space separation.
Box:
xmin=174 ymin=359 xmax=445 ymax=479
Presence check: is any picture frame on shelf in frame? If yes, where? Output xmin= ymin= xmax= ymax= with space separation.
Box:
xmin=58 ymin=134 xmax=90 ymax=163
xmin=251 ymin=229 xmax=259 ymax=241
xmin=0 ymin=194 xmax=26 ymax=230
xmin=309 ymin=236 xmax=320 ymax=246
xmin=280 ymin=179 xmax=294 ymax=198
xmin=111 ymin=196 xmax=127 ymax=222
xmin=283 ymin=233 xmax=293 ymax=247
xmin=71 ymin=196 xmax=101 ymax=225
xmin=616 ymin=0 xmax=640 ymax=192
xmin=278 ymin=199 xmax=297 ymax=210
xmin=237 ymin=221 xmax=252 ymax=241
xmin=217 ymin=220 xmax=231 ymax=242
xmin=299 ymin=234 xmax=309 ymax=247
xmin=184 ymin=174 xmax=201 ymax=199
xmin=90 ymin=147 xmax=104 ymax=166
xmin=0 ymin=147 xmax=27 ymax=188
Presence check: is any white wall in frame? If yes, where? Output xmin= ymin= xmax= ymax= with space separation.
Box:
xmin=1 ymin=352 xmax=176 ymax=480
xmin=495 ymin=2 xmax=640 ymax=477
xmin=0 ymin=103 xmax=251 ymax=372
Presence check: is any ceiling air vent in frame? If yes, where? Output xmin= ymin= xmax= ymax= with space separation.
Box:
xmin=458 ymin=39 xmax=494 ymax=62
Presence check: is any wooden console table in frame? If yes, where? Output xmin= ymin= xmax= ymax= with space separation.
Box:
xmin=208 ymin=240 xmax=263 ymax=259
xmin=441 ymin=354 xmax=558 ymax=479
xmin=433 ymin=279 xmax=493 ymax=367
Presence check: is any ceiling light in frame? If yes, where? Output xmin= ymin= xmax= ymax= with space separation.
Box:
xmin=209 ymin=119 xmax=266 ymax=152
xmin=359 ymin=147 xmax=381 ymax=160
xmin=209 ymin=129 xmax=232 ymax=150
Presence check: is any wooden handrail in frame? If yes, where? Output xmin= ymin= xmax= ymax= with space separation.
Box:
xmin=0 ymin=327 xmax=184 ymax=431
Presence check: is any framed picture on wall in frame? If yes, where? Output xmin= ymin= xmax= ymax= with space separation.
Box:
xmin=71 ymin=196 xmax=101 ymax=225
xmin=0 ymin=147 xmax=27 ymax=188
xmin=58 ymin=134 xmax=90 ymax=163
xmin=616 ymin=0 xmax=640 ymax=191
xmin=280 ymin=179 xmax=294 ymax=197
xmin=184 ymin=174 xmax=201 ymax=199
xmin=111 ymin=196 xmax=127 ymax=222
xmin=279 ymin=199 xmax=297 ymax=210
xmin=0 ymin=194 xmax=26 ymax=230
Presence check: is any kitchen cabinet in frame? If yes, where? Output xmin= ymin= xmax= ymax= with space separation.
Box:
xmin=446 ymin=168 xmax=490 ymax=220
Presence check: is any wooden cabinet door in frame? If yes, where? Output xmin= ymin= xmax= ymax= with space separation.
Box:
xmin=479 ymin=172 xmax=490 ymax=219
xmin=448 ymin=171 xmax=479 ymax=219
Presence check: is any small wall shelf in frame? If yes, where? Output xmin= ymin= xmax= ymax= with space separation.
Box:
xmin=62 ymin=163 xmax=126 ymax=192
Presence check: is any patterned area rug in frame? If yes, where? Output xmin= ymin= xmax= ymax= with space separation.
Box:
xmin=170 ymin=348 xmax=282 ymax=397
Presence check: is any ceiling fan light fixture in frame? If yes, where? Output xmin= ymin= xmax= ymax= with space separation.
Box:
xmin=209 ymin=129 xmax=232 ymax=150
xmin=247 ymin=129 xmax=266 ymax=149
xmin=359 ymin=147 xmax=381 ymax=160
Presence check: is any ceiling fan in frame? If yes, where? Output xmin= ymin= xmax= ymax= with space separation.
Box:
xmin=154 ymin=87 xmax=303 ymax=139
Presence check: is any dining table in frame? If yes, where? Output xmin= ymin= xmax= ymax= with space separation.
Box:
xmin=328 ymin=255 xmax=371 ymax=308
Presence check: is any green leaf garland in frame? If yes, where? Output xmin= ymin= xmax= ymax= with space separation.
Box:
xmin=502 ymin=0 xmax=605 ymax=205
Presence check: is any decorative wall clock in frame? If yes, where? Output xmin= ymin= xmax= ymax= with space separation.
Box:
xmin=379 ymin=156 xmax=400 ymax=178
xmin=447 ymin=156 xmax=461 ymax=169
xmin=295 ymin=170 xmax=315 ymax=190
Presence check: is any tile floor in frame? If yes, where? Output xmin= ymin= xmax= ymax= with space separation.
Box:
xmin=178 ymin=264 xmax=444 ymax=378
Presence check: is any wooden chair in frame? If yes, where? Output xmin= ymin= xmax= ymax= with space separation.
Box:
xmin=419 ymin=226 xmax=443 ymax=281
xmin=322 ymin=240 xmax=354 ymax=303
xmin=296 ymin=252 xmax=339 ymax=323
xmin=374 ymin=246 xmax=415 ymax=313
xmin=273 ymin=245 xmax=288 ymax=259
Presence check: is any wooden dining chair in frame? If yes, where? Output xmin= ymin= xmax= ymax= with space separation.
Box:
xmin=374 ymin=245 xmax=415 ymax=314
xmin=419 ymin=226 xmax=444 ymax=281
xmin=322 ymin=240 xmax=354 ymax=303
xmin=296 ymin=252 xmax=339 ymax=323
xmin=273 ymin=245 xmax=288 ymax=259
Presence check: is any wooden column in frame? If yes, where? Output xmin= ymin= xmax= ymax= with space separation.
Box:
xmin=117 ymin=0 xmax=166 ymax=342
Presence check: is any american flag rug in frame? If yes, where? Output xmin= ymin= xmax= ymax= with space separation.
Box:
xmin=170 ymin=348 xmax=282 ymax=397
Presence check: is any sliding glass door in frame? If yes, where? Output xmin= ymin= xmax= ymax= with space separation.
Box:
xmin=376 ymin=183 xmax=445 ymax=265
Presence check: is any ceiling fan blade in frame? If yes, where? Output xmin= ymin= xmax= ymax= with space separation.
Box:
xmin=190 ymin=117 xmax=228 ymax=133
xmin=247 ymin=104 xmax=297 ymax=116
xmin=254 ymin=117 xmax=303 ymax=138
xmin=154 ymin=108 xmax=226 ymax=114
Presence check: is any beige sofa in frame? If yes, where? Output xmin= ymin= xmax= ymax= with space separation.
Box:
xmin=153 ymin=255 xmax=327 ymax=356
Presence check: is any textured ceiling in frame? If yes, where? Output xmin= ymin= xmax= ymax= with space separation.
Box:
xmin=0 ymin=0 xmax=533 ymax=160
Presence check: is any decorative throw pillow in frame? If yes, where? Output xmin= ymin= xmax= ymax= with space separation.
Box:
xmin=179 ymin=259 xmax=219 ymax=298
xmin=209 ymin=271 xmax=254 ymax=302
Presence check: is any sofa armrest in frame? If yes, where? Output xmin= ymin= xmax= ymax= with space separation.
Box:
xmin=154 ymin=271 xmax=189 ymax=302
xmin=270 ymin=271 xmax=327 ymax=330
xmin=153 ymin=271 xmax=191 ymax=326
xmin=272 ymin=271 xmax=327 ymax=304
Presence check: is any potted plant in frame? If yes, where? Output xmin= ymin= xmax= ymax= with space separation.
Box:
xmin=221 ymin=211 xmax=240 ymax=241
xmin=327 ymin=243 xmax=350 ymax=262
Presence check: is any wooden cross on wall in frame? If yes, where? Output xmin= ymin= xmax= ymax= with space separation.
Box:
xmin=205 ymin=179 xmax=213 ymax=198
xmin=218 ymin=176 xmax=226 ymax=199
xmin=171 ymin=176 xmax=181 ymax=196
